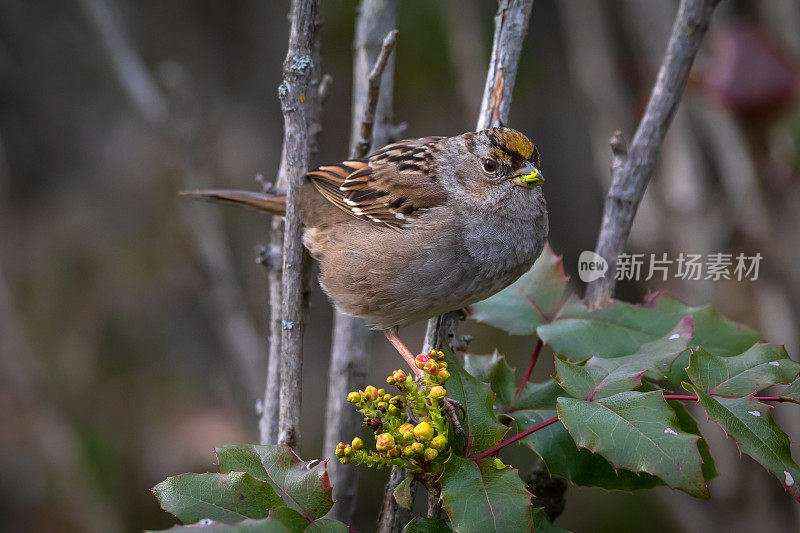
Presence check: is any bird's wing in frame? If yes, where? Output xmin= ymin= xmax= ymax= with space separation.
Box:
xmin=307 ymin=137 xmax=449 ymax=228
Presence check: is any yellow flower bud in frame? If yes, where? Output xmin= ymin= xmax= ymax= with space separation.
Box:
xmin=413 ymin=422 xmax=434 ymax=442
xmin=347 ymin=392 xmax=361 ymax=404
xmin=363 ymin=386 xmax=379 ymax=402
xmin=351 ymin=437 xmax=363 ymax=450
xmin=376 ymin=432 xmax=395 ymax=452
xmin=423 ymin=448 xmax=438 ymax=461
xmin=431 ymin=435 xmax=448 ymax=451
xmin=429 ymin=386 xmax=446 ymax=400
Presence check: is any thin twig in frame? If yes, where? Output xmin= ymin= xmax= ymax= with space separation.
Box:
xmin=584 ymin=0 xmax=721 ymax=308
xmin=513 ymin=339 xmax=542 ymax=405
xmin=423 ymin=0 xmax=534 ymax=354
xmin=472 ymin=393 xmax=792 ymax=461
xmin=327 ymin=2 xmax=398 ymax=524
xmin=356 ymin=30 xmax=398 ymax=157
xmin=471 ymin=416 xmax=559 ymax=460
xmin=277 ymin=0 xmax=320 ymax=449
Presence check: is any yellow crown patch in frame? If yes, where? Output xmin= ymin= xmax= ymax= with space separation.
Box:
xmin=495 ymin=128 xmax=534 ymax=160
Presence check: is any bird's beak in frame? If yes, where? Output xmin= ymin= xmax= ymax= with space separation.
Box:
xmin=511 ymin=161 xmax=544 ymax=188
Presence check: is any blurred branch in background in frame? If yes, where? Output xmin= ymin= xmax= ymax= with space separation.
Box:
xmin=276 ymin=0 xmax=320 ymax=449
xmin=585 ymin=0 xmax=720 ymax=308
xmin=324 ymin=0 xmax=397 ymax=522
xmin=77 ymin=0 xmax=264 ymax=401
xmin=0 ymin=269 xmax=124 ymax=532
xmin=439 ymin=0 xmax=485 ymax=119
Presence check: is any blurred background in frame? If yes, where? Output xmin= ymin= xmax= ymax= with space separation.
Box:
xmin=1 ymin=0 xmax=800 ymax=531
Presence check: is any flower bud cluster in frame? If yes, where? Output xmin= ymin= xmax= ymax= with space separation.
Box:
xmin=336 ymin=350 xmax=453 ymax=473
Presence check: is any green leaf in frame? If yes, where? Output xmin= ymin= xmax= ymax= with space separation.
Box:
xmin=463 ymin=350 xmax=518 ymax=409
xmin=666 ymin=399 xmax=718 ymax=483
xmin=216 ymin=445 xmax=334 ymax=520
xmin=781 ymin=378 xmax=800 ymax=404
xmin=302 ymin=519 xmax=348 ymax=533
xmin=269 ymin=507 xmax=308 ymax=533
xmin=468 ymin=244 xmax=569 ymax=335
xmin=687 ymin=344 xmax=800 ymax=397
xmin=531 ymin=508 xmax=571 ymax=533
xmin=402 ymin=517 xmax=453 ymax=533
xmin=554 ymin=316 xmax=692 ymax=400
xmin=537 ymin=294 xmax=759 ymax=364
xmin=556 ymin=391 xmax=708 ymax=497
xmin=685 ymin=382 xmax=800 ymax=501
xmin=147 ymin=518 xmax=292 ymax=532
xmin=509 ymin=408 xmax=663 ymax=491
xmin=444 ymin=351 xmax=508 ymax=456
xmin=151 ymin=472 xmax=282 ymax=525
xmin=440 ymin=455 xmax=533 ymax=533
xmin=393 ymin=475 xmax=413 ymax=510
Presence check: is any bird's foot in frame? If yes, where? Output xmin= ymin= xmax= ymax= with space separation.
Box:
xmin=442 ymin=397 xmax=466 ymax=437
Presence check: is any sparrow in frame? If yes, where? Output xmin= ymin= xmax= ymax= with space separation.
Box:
xmin=183 ymin=127 xmax=548 ymax=377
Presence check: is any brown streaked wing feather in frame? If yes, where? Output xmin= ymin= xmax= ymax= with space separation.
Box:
xmin=307 ymin=137 xmax=448 ymax=228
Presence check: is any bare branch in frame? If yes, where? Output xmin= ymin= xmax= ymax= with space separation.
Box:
xmin=276 ymin=0 xmax=320 ymax=449
xmin=325 ymin=1 xmax=398 ymax=523
xmin=418 ymin=0 xmax=534 ymax=521
xmin=377 ymin=470 xmax=414 ymax=533
xmin=424 ymin=0 xmax=533 ymax=353
xmin=355 ymin=30 xmax=398 ymax=156
xmin=584 ymin=0 xmax=720 ymax=308
xmin=476 ymin=0 xmax=534 ymax=130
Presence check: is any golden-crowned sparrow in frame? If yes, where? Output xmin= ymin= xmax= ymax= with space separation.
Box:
xmin=184 ymin=127 xmax=548 ymax=376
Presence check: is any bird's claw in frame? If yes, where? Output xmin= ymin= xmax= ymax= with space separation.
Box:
xmin=443 ymin=397 xmax=466 ymax=437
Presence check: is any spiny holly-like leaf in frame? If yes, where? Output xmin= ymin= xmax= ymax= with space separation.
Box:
xmin=782 ymin=378 xmax=800 ymax=404
xmin=685 ymin=383 xmax=800 ymax=501
xmin=440 ymin=455 xmax=533 ymax=533
xmin=445 ymin=351 xmax=508 ymax=456
xmin=216 ymin=445 xmax=333 ymax=520
xmin=510 ymin=409 xmax=663 ymax=491
xmin=464 ymin=350 xmax=565 ymax=412
xmin=506 ymin=378 xmax=665 ymax=491
xmin=147 ymin=517 xmax=292 ymax=532
xmin=151 ymin=472 xmax=283 ymax=525
xmin=556 ymin=391 xmax=708 ymax=497
xmin=393 ymin=475 xmax=413 ymax=510
xmin=468 ymin=244 xmax=569 ymax=335
xmin=554 ymin=316 xmax=692 ymax=400
xmin=463 ymin=350 xmax=517 ymax=409
xmin=687 ymin=344 xmax=800 ymax=397
xmin=531 ymin=508 xmax=571 ymax=533
xmin=538 ymin=293 xmax=759 ymax=366
xmin=402 ymin=517 xmax=453 ymax=533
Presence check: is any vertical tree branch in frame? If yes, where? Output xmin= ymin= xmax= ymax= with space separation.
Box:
xmin=584 ymin=0 xmax=720 ymax=308
xmin=325 ymin=5 xmax=398 ymax=521
xmin=277 ymin=0 xmax=320 ymax=449
xmin=475 ymin=0 xmax=535 ymax=131
xmin=415 ymin=0 xmax=534 ymax=523
xmin=423 ymin=0 xmax=533 ymax=356
xmin=261 ymin=4 xmax=326 ymax=446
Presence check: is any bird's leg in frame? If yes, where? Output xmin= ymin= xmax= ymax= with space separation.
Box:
xmin=384 ymin=327 xmax=424 ymax=378
xmin=442 ymin=397 xmax=466 ymax=437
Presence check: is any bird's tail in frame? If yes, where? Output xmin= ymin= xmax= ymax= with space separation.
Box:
xmin=180 ymin=189 xmax=287 ymax=216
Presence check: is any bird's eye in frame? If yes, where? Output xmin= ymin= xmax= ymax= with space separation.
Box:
xmin=482 ymin=158 xmax=498 ymax=174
